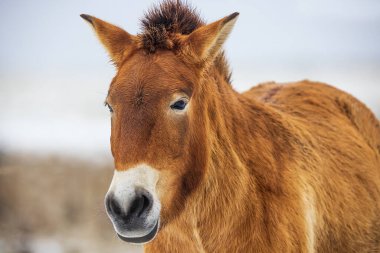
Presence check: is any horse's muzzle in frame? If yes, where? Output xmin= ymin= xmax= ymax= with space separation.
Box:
xmin=105 ymin=165 xmax=161 ymax=244
xmin=105 ymin=188 xmax=159 ymax=244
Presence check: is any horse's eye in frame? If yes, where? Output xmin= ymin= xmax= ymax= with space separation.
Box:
xmin=105 ymin=102 xmax=113 ymax=113
xmin=170 ymin=99 xmax=188 ymax=111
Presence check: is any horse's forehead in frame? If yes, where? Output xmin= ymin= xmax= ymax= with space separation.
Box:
xmin=122 ymin=51 xmax=182 ymax=76
xmin=110 ymin=51 xmax=194 ymax=99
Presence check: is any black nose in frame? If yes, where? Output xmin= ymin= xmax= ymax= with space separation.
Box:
xmin=128 ymin=190 xmax=152 ymax=218
xmin=106 ymin=194 xmax=122 ymax=217
xmin=106 ymin=188 xmax=153 ymax=220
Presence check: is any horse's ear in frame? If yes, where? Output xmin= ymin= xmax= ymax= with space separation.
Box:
xmin=80 ymin=14 xmax=136 ymax=67
xmin=182 ymin=12 xmax=239 ymax=64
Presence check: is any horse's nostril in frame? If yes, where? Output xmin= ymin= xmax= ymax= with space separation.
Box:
xmin=128 ymin=191 xmax=152 ymax=218
xmin=107 ymin=195 xmax=122 ymax=217
xmin=140 ymin=195 xmax=150 ymax=217
xmin=106 ymin=189 xmax=153 ymax=221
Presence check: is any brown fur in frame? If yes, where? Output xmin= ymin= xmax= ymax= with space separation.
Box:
xmin=81 ymin=1 xmax=380 ymax=252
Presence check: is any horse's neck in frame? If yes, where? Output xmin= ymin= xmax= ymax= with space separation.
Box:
xmin=203 ymin=75 xmax=291 ymax=191
xmin=190 ymin=73 xmax=290 ymax=247
xmin=197 ymin=76 xmax=259 ymax=204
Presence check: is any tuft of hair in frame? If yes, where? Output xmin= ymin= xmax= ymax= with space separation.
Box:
xmin=138 ymin=0 xmax=232 ymax=84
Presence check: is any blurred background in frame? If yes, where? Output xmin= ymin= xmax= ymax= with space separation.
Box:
xmin=0 ymin=0 xmax=379 ymax=252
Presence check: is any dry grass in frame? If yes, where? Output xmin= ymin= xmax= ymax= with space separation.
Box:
xmin=0 ymin=153 xmax=143 ymax=253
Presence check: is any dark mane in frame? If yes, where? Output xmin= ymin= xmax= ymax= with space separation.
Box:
xmin=139 ymin=0 xmax=232 ymax=84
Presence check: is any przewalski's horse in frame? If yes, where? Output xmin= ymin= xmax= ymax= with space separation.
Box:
xmin=81 ymin=1 xmax=380 ymax=252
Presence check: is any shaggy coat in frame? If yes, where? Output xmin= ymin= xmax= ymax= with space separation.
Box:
xmin=82 ymin=1 xmax=380 ymax=252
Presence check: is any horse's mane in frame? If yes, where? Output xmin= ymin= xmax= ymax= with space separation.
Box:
xmin=139 ymin=0 xmax=232 ymax=84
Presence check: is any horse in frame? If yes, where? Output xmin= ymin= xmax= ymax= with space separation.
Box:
xmin=81 ymin=1 xmax=380 ymax=252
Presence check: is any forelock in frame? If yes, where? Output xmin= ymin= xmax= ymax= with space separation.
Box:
xmin=138 ymin=0 xmax=204 ymax=52
xmin=137 ymin=0 xmax=232 ymax=84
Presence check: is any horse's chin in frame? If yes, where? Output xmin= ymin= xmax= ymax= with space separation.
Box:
xmin=117 ymin=220 xmax=159 ymax=244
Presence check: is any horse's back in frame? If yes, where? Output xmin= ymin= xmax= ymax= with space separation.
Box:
xmin=244 ymin=80 xmax=380 ymax=153
xmin=244 ymin=80 xmax=380 ymax=252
